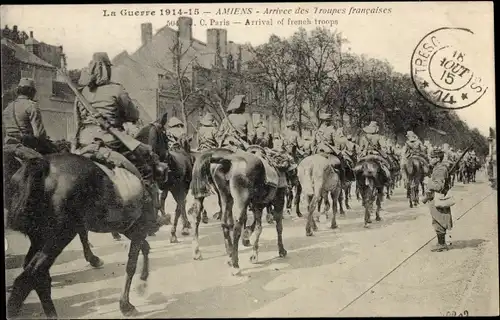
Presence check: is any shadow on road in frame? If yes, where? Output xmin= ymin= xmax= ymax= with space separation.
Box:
xmin=449 ymin=239 xmax=487 ymax=250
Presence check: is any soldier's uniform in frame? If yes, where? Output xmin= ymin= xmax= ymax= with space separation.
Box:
xmin=3 ymin=78 xmax=57 ymax=159
xmin=166 ymin=117 xmax=187 ymax=151
xmin=313 ymin=112 xmax=347 ymax=181
xmin=282 ymin=120 xmax=301 ymax=159
xmin=74 ymin=52 xmax=162 ymax=233
xmin=425 ymin=148 xmax=452 ymax=252
xmin=401 ymin=131 xmax=430 ymax=169
xmin=134 ymin=112 xmax=170 ymax=162
xmin=358 ymin=121 xmax=392 ymax=183
xmin=218 ymin=95 xmax=255 ymax=151
xmin=254 ymin=120 xmax=270 ymax=148
xmin=197 ymin=113 xmax=218 ymax=151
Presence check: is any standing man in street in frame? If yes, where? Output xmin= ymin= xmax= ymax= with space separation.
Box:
xmin=424 ymin=148 xmax=453 ymax=252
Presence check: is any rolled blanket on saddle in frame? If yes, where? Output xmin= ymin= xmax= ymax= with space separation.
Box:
xmin=354 ymin=153 xmax=392 ymax=183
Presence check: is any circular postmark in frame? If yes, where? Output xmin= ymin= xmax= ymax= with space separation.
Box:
xmin=411 ymin=27 xmax=488 ymax=110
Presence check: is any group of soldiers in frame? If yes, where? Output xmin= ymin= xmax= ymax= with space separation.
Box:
xmin=3 ymin=51 xmax=482 ymax=251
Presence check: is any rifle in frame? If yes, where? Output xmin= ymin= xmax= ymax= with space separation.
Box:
xmin=57 ymin=69 xmax=141 ymax=151
xmin=447 ymin=145 xmax=473 ymax=176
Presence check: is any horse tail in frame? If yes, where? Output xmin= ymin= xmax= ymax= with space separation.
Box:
xmin=8 ymin=158 xmax=51 ymax=233
xmin=191 ymin=150 xmax=232 ymax=199
xmin=210 ymin=155 xmax=232 ymax=173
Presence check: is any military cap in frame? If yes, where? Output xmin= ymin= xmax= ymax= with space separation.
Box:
xmin=18 ymin=78 xmax=36 ymax=89
xmin=168 ymin=117 xmax=184 ymax=128
xmin=199 ymin=113 xmax=215 ymax=126
xmin=226 ymin=95 xmax=247 ymax=112
xmin=430 ymin=148 xmax=444 ymax=158
xmin=92 ymin=52 xmax=113 ymax=65
xmin=318 ymin=112 xmax=333 ymax=121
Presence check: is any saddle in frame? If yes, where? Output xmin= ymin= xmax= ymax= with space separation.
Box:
xmin=244 ymin=147 xmax=287 ymax=188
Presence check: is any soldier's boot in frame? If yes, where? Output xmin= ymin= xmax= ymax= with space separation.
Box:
xmin=431 ymin=234 xmax=449 ymax=252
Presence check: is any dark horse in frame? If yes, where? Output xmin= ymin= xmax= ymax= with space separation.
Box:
xmin=354 ymin=156 xmax=388 ymax=228
xmin=135 ymin=126 xmax=194 ymax=243
xmin=188 ymin=148 xmax=288 ymax=276
xmin=5 ymin=151 xmax=168 ymax=318
xmin=4 ymin=146 xmax=103 ymax=270
xmin=402 ymin=156 xmax=428 ymax=208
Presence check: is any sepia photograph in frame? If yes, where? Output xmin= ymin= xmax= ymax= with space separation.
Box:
xmin=2 ymin=2 xmax=497 ymax=318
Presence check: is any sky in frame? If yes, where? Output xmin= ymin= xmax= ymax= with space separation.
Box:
xmin=1 ymin=2 xmax=495 ymax=136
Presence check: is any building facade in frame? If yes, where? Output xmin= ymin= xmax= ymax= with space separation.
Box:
xmin=1 ymin=27 xmax=74 ymax=140
xmin=110 ymin=17 xmax=275 ymax=143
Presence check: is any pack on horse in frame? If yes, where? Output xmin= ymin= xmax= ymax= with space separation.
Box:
xmin=134 ymin=114 xmax=194 ymax=243
xmin=401 ymin=131 xmax=430 ymax=208
xmin=354 ymin=121 xmax=392 ymax=227
xmin=5 ymin=58 xmax=170 ymax=318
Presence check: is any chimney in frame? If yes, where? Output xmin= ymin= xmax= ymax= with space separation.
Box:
xmin=29 ymin=31 xmax=33 ymax=38
xmin=178 ymin=17 xmax=192 ymax=40
xmin=218 ymin=29 xmax=228 ymax=56
xmin=141 ymin=23 xmax=152 ymax=46
xmin=207 ymin=29 xmax=218 ymax=51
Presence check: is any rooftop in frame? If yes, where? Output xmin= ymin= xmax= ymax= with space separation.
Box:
xmin=1 ymin=38 xmax=55 ymax=69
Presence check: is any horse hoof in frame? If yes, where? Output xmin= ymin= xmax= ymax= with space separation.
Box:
xmin=89 ymin=256 xmax=104 ymax=268
xmin=202 ymin=216 xmax=209 ymax=224
xmin=231 ymin=268 xmax=242 ymax=276
xmin=331 ymin=224 xmax=338 ymax=229
xmin=375 ymin=217 xmax=381 ymax=222
xmin=364 ymin=224 xmax=370 ymax=228
xmin=286 ymin=209 xmax=292 ymax=215
xmin=227 ymin=259 xmax=233 ymax=267
xmin=135 ymin=279 xmax=148 ymax=297
xmin=242 ymin=239 xmax=251 ymax=247
xmin=312 ymin=225 xmax=318 ymax=232
xmin=113 ymin=236 xmax=122 ymax=241
xmin=250 ymin=254 xmax=258 ymax=264
xmin=193 ymin=251 xmax=203 ymax=261
xmin=279 ymin=249 xmax=287 ymax=258
xmin=306 ymin=231 xmax=314 ymax=237
xmin=158 ymin=214 xmax=171 ymax=226
xmin=170 ymin=237 xmax=179 ymax=244
xmin=366 ymin=219 xmax=372 ymax=224
xmin=181 ymin=228 xmax=190 ymax=236
xmin=297 ymin=213 xmax=303 ymax=218
xmin=213 ymin=212 xmax=221 ymax=220
xmin=120 ymin=301 xmax=138 ymax=316
xmin=346 ymin=205 xmax=351 ymax=210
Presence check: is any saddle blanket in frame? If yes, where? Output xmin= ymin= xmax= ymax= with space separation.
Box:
xmin=253 ymin=154 xmax=287 ymax=188
xmin=94 ymin=163 xmax=144 ymax=205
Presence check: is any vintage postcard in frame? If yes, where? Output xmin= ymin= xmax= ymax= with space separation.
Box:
xmin=2 ymin=2 xmax=497 ymax=318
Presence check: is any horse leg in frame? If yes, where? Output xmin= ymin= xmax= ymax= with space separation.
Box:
xmin=375 ymin=187 xmax=383 ymax=221
xmin=305 ymin=194 xmax=315 ymax=236
xmin=344 ymin=184 xmax=351 ymax=210
xmin=316 ymin=196 xmax=323 ymax=223
xmin=112 ymin=232 xmax=122 ymax=241
xmin=118 ymin=233 xmax=144 ymax=316
xmin=172 ymin=187 xmax=190 ymax=236
xmin=213 ymin=192 xmax=223 ymax=220
xmin=78 ymin=229 xmax=103 ymax=268
xmin=9 ymin=228 xmax=77 ymax=319
xmin=295 ymin=183 xmax=303 ymax=217
xmin=242 ymin=213 xmax=257 ymax=248
xmin=331 ymin=190 xmax=340 ymax=229
xmin=273 ymin=188 xmax=287 ymax=258
xmin=249 ymin=205 xmax=264 ymax=264
xmin=159 ymin=189 xmax=171 ymax=225
xmin=217 ymin=184 xmax=234 ymax=258
xmin=229 ymin=188 xmax=249 ymax=276
xmin=135 ymin=239 xmax=151 ymax=296
xmin=406 ymin=181 xmax=413 ymax=208
xmin=188 ymin=197 xmax=204 ymax=260
xmin=285 ymin=186 xmax=293 ymax=215
xmin=321 ymin=192 xmax=330 ymax=220
xmin=266 ymin=204 xmax=274 ymax=224
xmin=170 ymin=204 xmax=181 ymax=243
xmin=362 ymin=182 xmax=374 ymax=227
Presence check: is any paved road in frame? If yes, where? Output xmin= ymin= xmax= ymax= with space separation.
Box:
xmin=5 ymin=173 xmax=499 ymax=318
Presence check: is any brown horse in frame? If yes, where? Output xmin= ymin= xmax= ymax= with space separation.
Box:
xmin=3 ymin=147 xmax=103 ymax=269
xmin=354 ymin=157 xmax=387 ymax=227
xmin=5 ymin=151 xmax=168 ymax=318
xmin=188 ymin=148 xmax=288 ymax=276
xmin=297 ymin=153 xmax=343 ymax=236
xmin=402 ymin=156 xmax=428 ymax=208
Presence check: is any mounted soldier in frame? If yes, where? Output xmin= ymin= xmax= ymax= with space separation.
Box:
xmin=282 ymin=120 xmax=301 ymax=160
xmin=312 ymin=112 xmax=347 ymax=182
xmin=166 ymin=117 xmax=188 ymax=151
xmin=401 ymin=131 xmax=429 ymax=169
xmin=73 ymin=52 xmax=164 ymax=233
xmin=254 ymin=120 xmax=271 ymax=148
xmin=197 ymin=112 xmax=218 ymax=151
xmin=134 ymin=112 xmax=170 ymax=162
xmin=3 ymin=78 xmax=58 ymax=159
xmin=357 ymin=121 xmax=392 ymax=183
xmin=218 ymin=94 xmax=255 ymax=151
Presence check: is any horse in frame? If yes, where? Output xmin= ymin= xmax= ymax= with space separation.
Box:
xmin=297 ymin=151 xmax=344 ymax=236
xmin=188 ymin=147 xmax=288 ymax=276
xmin=385 ymin=151 xmax=401 ymax=199
xmin=5 ymin=150 xmax=168 ymax=318
xmin=283 ymin=145 xmax=305 ymax=218
xmin=340 ymin=148 xmax=357 ymax=210
xmin=354 ymin=155 xmax=388 ymax=227
xmin=402 ymin=155 xmax=428 ymax=208
xmin=135 ymin=126 xmax=194 ymax=243
xmin=3 ymin=146 xmax=103 ymax=270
